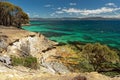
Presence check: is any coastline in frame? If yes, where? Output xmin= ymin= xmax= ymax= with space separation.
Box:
xmin=21 ymin=24 xmax=31 ymax=26
xmin=1 ymin=1 xmax=120 ymax=79
xmin=0 ymin=26 xmax=120 ymax=80
xmin=22 ymin=20 xmax=120 ymax=51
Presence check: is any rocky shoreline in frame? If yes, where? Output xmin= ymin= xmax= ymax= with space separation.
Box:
xmin=0 ymin=26 xmax=70 ymax=73
xmin=0 ymin=26 xmax=120 ymax=80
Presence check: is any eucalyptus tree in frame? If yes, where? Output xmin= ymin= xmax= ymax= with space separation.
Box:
xmin=0 ymin=2 xmax=29 ymax=27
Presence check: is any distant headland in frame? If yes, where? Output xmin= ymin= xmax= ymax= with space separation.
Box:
xmin=30 ymin=17 xmax=120 ymax=21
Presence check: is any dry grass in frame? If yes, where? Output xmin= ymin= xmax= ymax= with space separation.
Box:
xmin=0 ymin=26 xmax=36 ymax=44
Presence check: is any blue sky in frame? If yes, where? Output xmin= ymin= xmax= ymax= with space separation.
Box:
xmin=9 ymin=0 xmax=120 ymax=18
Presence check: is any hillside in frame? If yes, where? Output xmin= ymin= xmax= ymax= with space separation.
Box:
xmin=0 ymin=26 xmax=120 ymax=80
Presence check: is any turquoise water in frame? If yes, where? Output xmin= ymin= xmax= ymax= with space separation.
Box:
xmin=22 ymin=20 xmax=120 ymax=50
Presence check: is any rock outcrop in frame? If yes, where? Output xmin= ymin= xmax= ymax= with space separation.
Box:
xmin=0 ymin=26 xmax=70 ymax=74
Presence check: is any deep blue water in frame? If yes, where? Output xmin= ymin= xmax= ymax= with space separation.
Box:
xmin=22 ymin=20 xmax=120 ymax=50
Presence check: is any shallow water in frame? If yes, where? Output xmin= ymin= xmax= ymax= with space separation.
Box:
xmin=22 ymin=20 xmax=120 ymax=50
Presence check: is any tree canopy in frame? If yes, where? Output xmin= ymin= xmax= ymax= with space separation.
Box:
xmin=0 ymin=2 xmax=29 ymax=28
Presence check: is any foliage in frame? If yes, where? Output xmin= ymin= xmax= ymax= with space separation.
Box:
xmin=0 ymin=2 xmax=29 ymax=27
xmin=78 ymin=60 xmax=94 ymax=72
xmin=82 ymin=43 xmax=119 ymax=71
xmin=56 ymin=43 xmax=120 ymax=76
xmin=23 ymin=56 xmax=38 ymax=69
xmin=101 ymin=72 xmax=120 ymax=77
xmin=11 ymin=56 xmax=38 ymax=69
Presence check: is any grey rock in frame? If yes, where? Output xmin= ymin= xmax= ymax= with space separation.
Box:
xmin=50 ymin=61 xmax=70 ymax=74
xmin=0 ymin=55 xmax=11 ymax=66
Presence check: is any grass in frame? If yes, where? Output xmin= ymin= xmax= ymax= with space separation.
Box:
xmin=11 ymin=56 xmax=38 ymax=69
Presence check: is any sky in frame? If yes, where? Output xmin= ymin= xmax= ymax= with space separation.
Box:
xmin=9 ymin=0 xmax=120 ymax=18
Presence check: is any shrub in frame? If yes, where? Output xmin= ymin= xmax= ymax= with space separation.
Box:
xmin=11 ymin=56 xmax=23 ymax=66
xmin=23 ymin=56 xmax=38 ymax=69
xmin=82 ymin=43 xmax=119 ymax=71
xmin=78 ymin=60 xmax=94 ymax=72
xmin=11 ymin=56 xmax=38 ymax=69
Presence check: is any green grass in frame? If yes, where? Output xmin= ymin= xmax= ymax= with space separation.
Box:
xmin=11 ymin=56 xmax=38 ymax=69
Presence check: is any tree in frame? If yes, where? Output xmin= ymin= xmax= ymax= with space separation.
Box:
xmin=0 ymin=2 xmax=29 ymax=27
xmin=82 ymin=43 xmax=119 ymax=71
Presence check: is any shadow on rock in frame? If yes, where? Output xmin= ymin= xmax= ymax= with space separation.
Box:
xmin=72 ymin=75 xmax=87 ymax=80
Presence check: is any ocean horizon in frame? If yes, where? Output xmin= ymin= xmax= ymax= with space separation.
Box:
xmin=22 ymin=20 xmax=120 ymax=50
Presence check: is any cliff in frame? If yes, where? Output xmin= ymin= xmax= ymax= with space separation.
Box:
xmin=0 ymin=26 xmax=120 ymax=80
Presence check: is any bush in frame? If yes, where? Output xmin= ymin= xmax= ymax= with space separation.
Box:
xmin=55 ymin=43 xmax=120 ymax=76
xmin=82 ymin=43 xmax=119 ymax=71
xmin=78 ymin=60 xmax=94 ymax=72
xmin=23 ymin=56 xmax=38 ymax=69
xmin=11 ymin=56 xmax=38 ymax=69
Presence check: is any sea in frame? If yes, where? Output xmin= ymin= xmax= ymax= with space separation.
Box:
xmin=22 ymin=20 xmax=120 ymax=50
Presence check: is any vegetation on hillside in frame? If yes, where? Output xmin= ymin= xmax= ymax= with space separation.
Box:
xmin=11 ymin=56 xmax=38 ymax=69
xmin=56 ymin=42 xmax=120 ymax=76
xmin=0 ymin=2 xmax=29 ymax=28
xmin=82 ymin=43 xmax=119 ymax=71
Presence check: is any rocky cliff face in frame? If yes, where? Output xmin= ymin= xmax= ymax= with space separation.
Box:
xmin=7 ymin=33 xmax=56 ymax=57
xmin=0 ymin=26 xmax=70 ymax=74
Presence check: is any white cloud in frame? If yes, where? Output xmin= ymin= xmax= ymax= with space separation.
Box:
xmin=105 ymin=3 xmax=117 ymax=7
xmin=50 ymin=13 xmax=55 ymax=16
xmin=50 ymin=13 xmax=58 ymax=17
xmin=69 ymin=3 xmax=76 ymax=6
xmin=44 ymin=4 xmax=52 ymax=7
xmin=104 ymin=11 xmax=120 ymax=18
xmin=33 ymin=14 xmax=40 ymax=17
xmin=104 ymin=14 xmax=120 ymax=18
xmin=56 ymin=7 xmax=120 ymax=16
xmin=57 ymin=7 xmax=61 ymax=10
xmin=56 ymin=11 xmax=64 ymax=14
